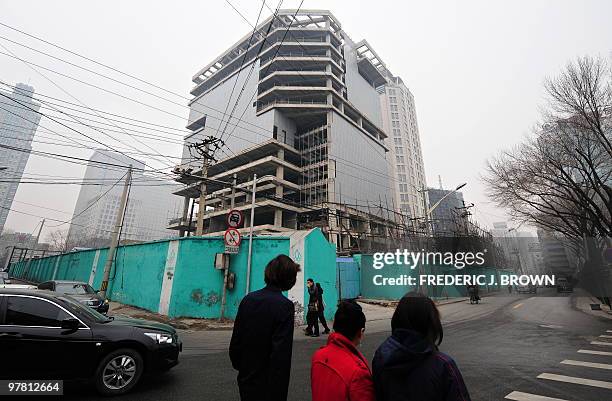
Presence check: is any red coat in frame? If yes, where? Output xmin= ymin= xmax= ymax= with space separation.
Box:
xmin=311 ymin=332 xmax=375 ymax=401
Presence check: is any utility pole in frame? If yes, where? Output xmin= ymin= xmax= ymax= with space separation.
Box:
xmin=193 ymin=136 xmax=223 ymax=236
xmin=23 ymin=218 xmax=45 ymax=280
xmin=195 ymin=144 xmax=209 ymax=236
xmin=99 ymin=166 xmax=132 ymax=299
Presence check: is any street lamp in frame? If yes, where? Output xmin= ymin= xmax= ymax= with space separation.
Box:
xmin=427 ymin=183 xmax=467 ymax=216
xmin=419 ymin=183 xmax=467 ymax=235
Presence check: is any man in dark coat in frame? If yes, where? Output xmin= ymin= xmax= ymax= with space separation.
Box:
xmin=229 ymin=255 xmax=301 ymax=401
xmin=305 ymin=278 xmax=319 ymax=337
xmin=315 ymin=282 xmax=330 ymax=334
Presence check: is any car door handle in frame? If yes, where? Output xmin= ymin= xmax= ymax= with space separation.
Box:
xmin=0 ymin=332 xmax=23 ymax=338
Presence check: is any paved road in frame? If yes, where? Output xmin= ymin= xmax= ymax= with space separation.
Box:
xmin=62 ymin=289 xmax=612 ymax=400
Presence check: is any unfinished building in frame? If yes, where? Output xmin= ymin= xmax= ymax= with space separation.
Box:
xmin=170 ymin=10 xmax=418 ymax=253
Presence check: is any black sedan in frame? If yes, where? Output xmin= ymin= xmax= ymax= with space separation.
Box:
xmin=0 ymin=288 xmax=181 ymax=395
xmin=38 ymin=280 xmax=109 ymax=314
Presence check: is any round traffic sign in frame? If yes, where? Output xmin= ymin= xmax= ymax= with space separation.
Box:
xmin=224 ymin=228 xmax=242 ymax=247
xmin=227 ymin=209 xmax=244 ymax=228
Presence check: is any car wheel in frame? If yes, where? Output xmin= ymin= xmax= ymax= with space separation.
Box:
xmin=94 ymin=348 xmax=143 ymax=396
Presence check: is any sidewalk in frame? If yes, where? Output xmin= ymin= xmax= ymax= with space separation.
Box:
xmin=359 ymin=296 xmax=469 ymax=308
xmin=108 ymin=302 xmax=234 ymax=330
xmin=109 ymin=296 xmax=473 ymax=331
xmin=572 ymin=288 xmax=612 ymax=320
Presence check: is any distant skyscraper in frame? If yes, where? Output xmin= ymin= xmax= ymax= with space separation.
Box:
xmin=0 ymin=83 xmax=41 ymax=234
xmin=67 ymin=150 xmax=181 ymax=247
xmin=537 ymin=228 xmax=577 ymax=277
xmin=427 ymin=188 xmax=465 ymax=236
xmin=380 ymin=77 xmax=427 ymax=221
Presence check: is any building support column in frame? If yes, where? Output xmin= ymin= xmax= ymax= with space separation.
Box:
xmin=274 ymin=150 xmax=285 ymax=227
xmin=179 ymin=196 xmax=190 ymax=237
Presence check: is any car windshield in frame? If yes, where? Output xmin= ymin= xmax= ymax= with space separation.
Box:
xmin=56 ymin=283 xmax=96 ymax=295
xmin=58 ymin=295 xmax=111 ymax=323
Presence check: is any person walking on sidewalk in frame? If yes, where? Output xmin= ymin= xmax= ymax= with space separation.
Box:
xmin=305 ymin=278 xmax=320 ymax=337
xmin=372 ymin=292 xmax=471 ymax=401
xmin=311 ymin=300 xmax=375 ymax=401
xmin=316 ymin=282 xmax=331 ymax=334
xmin=229 ymin=255 xmax=301 ymax=401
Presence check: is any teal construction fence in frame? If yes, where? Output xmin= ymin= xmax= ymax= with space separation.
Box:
xmin=357 ymin=253 xmax=512 ymax=301
xmin=8 ymin=229 xmax=338 ymax=321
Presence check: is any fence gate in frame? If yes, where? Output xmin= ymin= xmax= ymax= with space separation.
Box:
xmin=336 ymin=257 xmax=360 ymax=300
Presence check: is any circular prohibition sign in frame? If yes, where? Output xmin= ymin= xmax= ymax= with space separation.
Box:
xmin=224 ymin=228 xmax=242 ymax=247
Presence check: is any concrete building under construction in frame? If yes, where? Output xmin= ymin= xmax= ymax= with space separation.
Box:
xmin=170 ymin=10 xmax=425 ymax=253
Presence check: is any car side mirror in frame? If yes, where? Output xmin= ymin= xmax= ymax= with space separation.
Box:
xmin=61 ymin=318 xmax=80 ymax=331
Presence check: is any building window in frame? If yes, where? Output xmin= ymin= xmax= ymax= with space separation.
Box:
xmin=273 ymin=125 xmax=278 ymax=140
xmin=393 ymin=129 xmax=400 ymax=136
xmin=389 ymin=89 xmax=396 ymax=95
xmin=391 ymin=105 xmax=398 ymax=111
xmin=398 ymin=174 xmax=407 ymax=182
xmin=395 ymin=146 xmax=404 ymax=153
xmin=390 ymin=97 xmax=397 ymax=103
xmin=393 ymin=138 xmax=402 ymax=145
xmin=397 ymin=164 xmax=406 ymax=172
xmin=392 ymin=121 xmax=399 ymax=127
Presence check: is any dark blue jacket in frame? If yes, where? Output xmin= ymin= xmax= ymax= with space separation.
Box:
xmin=229 ymin=285 xmax=295 ymax=401
xmin=372 ymin=329 xmax=471 ymax=401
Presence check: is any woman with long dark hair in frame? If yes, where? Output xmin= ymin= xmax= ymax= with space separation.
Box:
xmin=372 ymin=292 xmax=471 ymax=401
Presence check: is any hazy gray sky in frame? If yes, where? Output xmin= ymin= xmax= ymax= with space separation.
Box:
xmin=1 ymin=0 xmax=611 ymax=240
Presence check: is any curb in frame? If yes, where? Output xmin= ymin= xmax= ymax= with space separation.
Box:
xmin=359 ymin=297 xmax=470 ymax=308
xmin=436 ymin=297 xmax=469 ymax=306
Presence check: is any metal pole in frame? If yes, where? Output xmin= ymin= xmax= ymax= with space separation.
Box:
xmin=421 ymin=184 xmax=430 ymax=236
xmin=24 ymin=218 xmax=45 ymax=280
xmin=219 ymin=174 xmax=238 ymax=321
xmin=230 ymin=173 xmax=237 ymax=209
xmin=245 ymin=173 xmax=257 ymax=295
xmin=100 ymin=166 xmax=132 ymax=298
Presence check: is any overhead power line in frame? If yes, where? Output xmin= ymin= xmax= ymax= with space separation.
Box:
xmin=215 ymin=0 xmax=268 ymax=144
xmin=45 ymin=170 xmax=128 ymax=228
xmin=0 ymin=25 xmax=273 ymax=135
xmin=0 ymin=42 xmax=177 ymax=169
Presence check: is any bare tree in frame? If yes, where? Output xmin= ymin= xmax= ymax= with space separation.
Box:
xmin=483 ymin=55 xmax=611 ymax=298
xmin=46 ymin=229 xmax=71 ymax=253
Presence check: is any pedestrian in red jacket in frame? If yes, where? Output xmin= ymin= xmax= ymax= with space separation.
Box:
xmin=311 ymin=300 xmax=375 ymax=401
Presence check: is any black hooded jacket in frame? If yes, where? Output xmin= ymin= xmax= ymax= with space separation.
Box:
xmin=372 ymin=329 xmax=471 ymax=401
